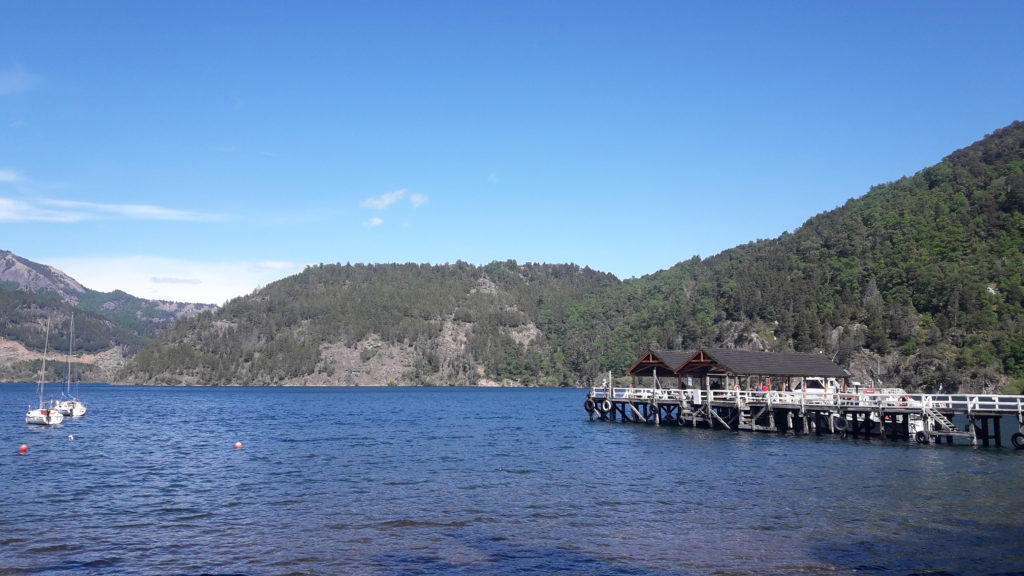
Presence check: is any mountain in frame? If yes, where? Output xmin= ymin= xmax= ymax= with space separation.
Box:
xmin=561 ymin=121 xmax=1024 ymax=392
xmin=0 ymin=250 xmax=217 ymax=381
xmin=119 ymin=122 xmax=1024 ymax=392
xmin=119 ymin=261 xmax=619 ymax=387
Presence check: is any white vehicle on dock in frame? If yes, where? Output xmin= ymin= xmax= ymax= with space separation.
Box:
xmin=790 ymin=377 xmax=840 ymax=394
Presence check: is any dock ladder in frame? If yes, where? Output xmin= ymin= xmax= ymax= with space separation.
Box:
xmin=921 ymin=404 xmax=974 ymax=443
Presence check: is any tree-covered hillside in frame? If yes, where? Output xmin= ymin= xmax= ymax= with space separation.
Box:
xmin=566 ymin=121 xmax=1024 ymax=392
xmin=120 ymin=121 xmax=1024 ymax=391
xmin=121 ymin=262 xmax=619 ymax=386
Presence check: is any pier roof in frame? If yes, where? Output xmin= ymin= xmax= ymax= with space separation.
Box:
xmin=678 ymin=348 xmax=848 ymax=378
xmin=627 ymin=349 xmax=693 ymax=376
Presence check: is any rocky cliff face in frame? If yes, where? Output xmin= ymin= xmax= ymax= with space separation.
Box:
xmin=0 ymin=337 xmax=127 ymax=382
xmin=0 ymin=250 xmax=87 ymax=304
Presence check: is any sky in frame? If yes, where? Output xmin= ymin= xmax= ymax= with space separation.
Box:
xmin=1 ymin=1 xmax=1022 ymax=305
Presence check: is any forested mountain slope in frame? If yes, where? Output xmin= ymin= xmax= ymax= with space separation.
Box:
xmin=120 ymin=122 xmax=1024 ymax=392
xmin=120 ymin=262 xmax=618 ymax=386
xmin=567 ymin=121 xmax=1024 ymax=392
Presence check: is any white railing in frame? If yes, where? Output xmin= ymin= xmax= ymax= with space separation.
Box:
xmin=588 ymin=387 xmax=1024 ymax=415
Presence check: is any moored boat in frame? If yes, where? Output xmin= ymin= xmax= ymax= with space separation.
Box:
xmin=25 ymin=318 xmax=64 ymax=426
xmin=25 ymin=404 xmax=65 ymax=426
xmin=54 ymin=314 xmax=86 ymax=418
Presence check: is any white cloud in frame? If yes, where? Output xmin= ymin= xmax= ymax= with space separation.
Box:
xmin=0 ymin=198 xmax=81 ymax=222
xmin=48 ymin=256 xmax=300 ymax=305
xmin=152 ymin=277 xmax=202 ymax=285
xmin=410 ymin=193 xmax=428 ymax=207
xmin=0 ymin=67 xmax=39 ymax=95
xmin=0 ymin=196 xmax=225 ymax=222
xmin=0 ymin=169 xmax=22 ymax=182
xmin=41 ymin=199 xmax=225 ymax=221
xmin=361 ymin=189 xmax=406 ymax=209
xmin=363 ymin=216 xmax=384 ymax=227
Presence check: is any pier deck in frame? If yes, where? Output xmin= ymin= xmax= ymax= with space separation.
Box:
xmin=585 ymin=386 xmax=1024 ymax=448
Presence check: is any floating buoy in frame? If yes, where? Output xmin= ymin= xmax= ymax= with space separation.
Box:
xmin=18 ymin=444 xmax=28 ymax=454
xmin=234 ymin=441 xmax=243 ymax=450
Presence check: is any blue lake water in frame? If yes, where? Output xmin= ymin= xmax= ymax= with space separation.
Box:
xmin=1 ymin=383 xmax=1023 ymax=575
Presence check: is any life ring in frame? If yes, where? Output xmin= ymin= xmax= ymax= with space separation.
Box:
xmin=915 ymin=431 xmax=930 ymax=444
xmin=584 ymin=398 xmax=596 ymax=413
xmin=1012 ymin=433 xmax=1024 ymax=450
xmin=601 ymin=399 xmax=612 ymax=412
xmin=898 ymin=396 xmax=911 ymax=406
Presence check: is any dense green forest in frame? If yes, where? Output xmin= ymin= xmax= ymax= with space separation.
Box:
xmin=119 ymin=122 xmax=1024 ymax=392
xmin=122 ymin=262 xmax=620 ymax=386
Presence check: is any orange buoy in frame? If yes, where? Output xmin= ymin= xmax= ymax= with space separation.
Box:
xmin=234 ymin=441 xmax=243 ymax=450
xmin=18 ymin=444 xmax=28 ymax=454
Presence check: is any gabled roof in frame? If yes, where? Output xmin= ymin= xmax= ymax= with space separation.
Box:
xmin=678 ymin=348 xmax=848 ymax=378
xmin=627 ymin=349 xmax=694 ymax=376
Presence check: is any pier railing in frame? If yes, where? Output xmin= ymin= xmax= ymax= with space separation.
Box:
xmin=589 ymin=386 xmax=1024 ymax=415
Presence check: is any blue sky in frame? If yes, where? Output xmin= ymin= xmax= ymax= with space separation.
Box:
xmin=2 ymin=1 xmax=1022 ymax=305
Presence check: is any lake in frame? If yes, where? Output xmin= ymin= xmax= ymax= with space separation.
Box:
xmin=2 ymin=384 xmax=1023 ymax=575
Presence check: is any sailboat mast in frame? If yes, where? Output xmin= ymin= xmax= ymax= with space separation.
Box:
xmin=38 ymin=317 xmax=50 ymax=406
xmin=66 ymin=314 xmax=74 ymax=394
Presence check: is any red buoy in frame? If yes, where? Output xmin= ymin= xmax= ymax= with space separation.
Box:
xmin=18 ymin=444 xmax=28 ymax=454
xmin=234 ymin=441 xmax=243 ymax=450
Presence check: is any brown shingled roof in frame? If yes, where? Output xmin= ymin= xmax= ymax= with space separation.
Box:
xmin=680 ymin=348 xmax=848 ymax=378
xmin=627 ymin=349 xmax=694 ymax=376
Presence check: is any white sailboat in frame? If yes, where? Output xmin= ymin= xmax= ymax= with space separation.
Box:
xmin=25 ymin=318 xmax=64 ymax=426
xmin=55 ymin=314 xmax=87 ymax=418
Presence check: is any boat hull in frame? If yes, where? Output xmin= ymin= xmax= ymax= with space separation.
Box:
xmin=25 ymin=407 xmax=64 ymax=425
xmin=56 ymin=399 xmax=87 ymax=418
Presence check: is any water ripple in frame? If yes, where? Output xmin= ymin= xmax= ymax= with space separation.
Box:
xmin=2 ymin=384 xmax=1024 ymax=575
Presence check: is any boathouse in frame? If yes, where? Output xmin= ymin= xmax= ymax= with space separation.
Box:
xmin=626 ymin=348 xmax=849 ymax=392
xmin=626 ymin=349 xmax=692 ymax=384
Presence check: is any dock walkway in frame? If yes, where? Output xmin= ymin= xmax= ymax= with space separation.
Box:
xmin=585 ymin=386 xmax=1024 ymax=448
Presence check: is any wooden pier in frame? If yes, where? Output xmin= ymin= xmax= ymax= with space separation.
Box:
xmin=584 ymin=348 xmax=1024 ymax=449
xmin=585 ymin=386 xmax=1024 ymax=448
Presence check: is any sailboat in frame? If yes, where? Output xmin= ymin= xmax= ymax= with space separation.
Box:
xmin=55 ymin=314 xmax=87 ymax=418
xmin=25 ymin=317 xmax=64 ymax=425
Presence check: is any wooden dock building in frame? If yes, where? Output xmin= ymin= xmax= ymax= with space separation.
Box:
xmin=584 ymin=348 xmax=1024 ymax=449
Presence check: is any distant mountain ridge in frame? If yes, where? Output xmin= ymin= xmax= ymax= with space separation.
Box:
xmin=0 ymin=250 xmax=217 ymax=381
xmin=117 ymin=122 xmax=1024 ymax=392
xmin=0 ymin=250 xmax=88 ymax=301
xmin=3 ymin=122 xmax=1022 ymax=391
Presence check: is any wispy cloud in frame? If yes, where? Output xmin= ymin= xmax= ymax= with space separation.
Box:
xmin=0 ymin=196 xmax=226 ymax=223
xmin=0 ymin=169 xmax=22 ymax=182
xmin=363 ymin=216 xmax=384 ymax=227
xmin=0 ymin=198 xmax=78 ymax=222
xmin=0 ymin=67 xmax=39 ymax=96
xmin=360 ymin=189 xmax=429 ymax=211
xmin=42 ymin=199 xmax=225 ymax=221
xmin=152 ymin=276 xmax=202 ymax=285
xmin=361 ymin=189 xmax=407 ymax=210
xmin=49 ymin=255 xmax=299 ymax=305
